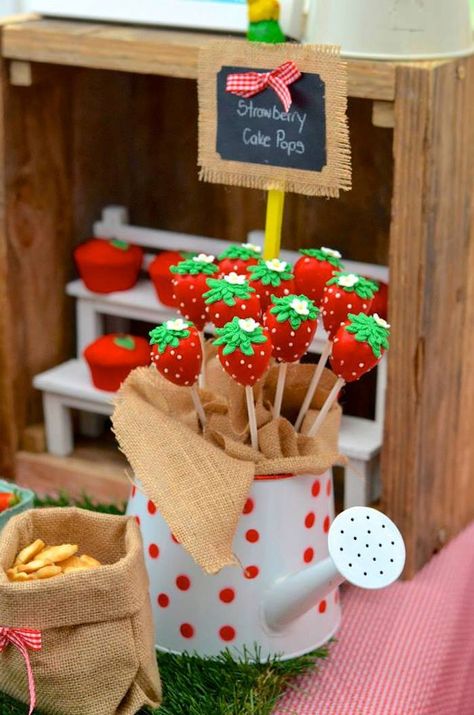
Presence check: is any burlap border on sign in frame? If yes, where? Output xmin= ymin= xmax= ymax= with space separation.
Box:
xmin=198 ymin=40 xmax=351 ymax=197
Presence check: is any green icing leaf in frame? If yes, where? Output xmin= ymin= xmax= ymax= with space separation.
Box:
xmin=326 ymin=272 xmax=378 ymax=300
xmin=203 ymin=277 xmax=255 ymax=307
xmin=299 ymin=248 xmax=342 ymax=269
xmin=170 ymin=258 xmax=218 ymax=276
xmin=213 ymin=317 xmax=268 ymax=356
xmin=345 ymin=313 xmax=390 ymax=359
xmin=218 ymin=245 xmax=261 ymax=261
xmin=270 ymin=294 xmax=319 ymax=330
xmin=248 ymin=260 xmax=294 ymax=288
xmin=113 ymin=335 xmax=135 ymax=350
xmin=149 ymin=322 xmax=191 ymax=354
xmin=109 ymin=239 xmax=129 ymax=251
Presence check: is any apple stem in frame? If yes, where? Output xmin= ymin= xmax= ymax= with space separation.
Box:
xmin=294 ymin=339 xmax=332 ymax=432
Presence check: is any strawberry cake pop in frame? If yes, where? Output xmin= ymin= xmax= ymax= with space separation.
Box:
xmin=293 ymin=247 xmax=343 ymax=305
xmin=306 ymin=313 xmax=390 ymax=439
xmin=248 ymin=258 xmax=295 ymax=311
xmin=214 ymin=317 xmax=272 ymax=450
xmin=170 ymin=254 xmax=218 ymax=330
xmin=322 ymin=272 xmax=378 ymax=338
xmin=263 ymin=294 xmax=319 ymax=417
xmin=218 ymin=243 xmax=261 ymax=276
xmin=203 ymin=272 xmax=261 ymax=328
xmin=149 ymin=318 xmax=206 ymax=427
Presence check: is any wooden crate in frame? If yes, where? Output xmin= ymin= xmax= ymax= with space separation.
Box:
xmin=0 ymin=17 xmax=473 ymax=577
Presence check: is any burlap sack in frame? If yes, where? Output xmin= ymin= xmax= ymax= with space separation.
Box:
xmin=112 ymin=349 xmax=342 ymax=575
xmin=0 ymin=508 xmax=161 ymax=715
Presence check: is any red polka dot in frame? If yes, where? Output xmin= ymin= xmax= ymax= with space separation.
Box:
xmin=134 ymin=516 xmax=140 ymax=525
xmin=243 ymin=498 xmax=254 ymax=515
xmin=180 ymin=623 xmax=194 ymax=639
xmin=219 ymin=625 xmax=236 ymax=642
xmin=147 ymin=500 xmax=157 ymax=515
xmin=318 ymin=600 xmax=327 ymax=614
xmin=326 ymin=480 xmax=332 ymax=496
xmin=303 ymin=547 xmax=314 ymax=563
xmin=244 ymin=565 xmax=259 ymax=579
xmin=176 ymin=574 xmax=191 ymax=591
xmin=311 ymin=480 xmax=321 ymax=497
xmin=219 ymin=588 xmax=235 ymax=604
xmin=157 ymin=593 xmax=169 ymax=608
xmin=245 ymin=529 xmax=260 ymax=543
xmin=148 ymin=543 xmax=160 ymax=559
xmin=323 ymin=516 xmax=330 ymax=533
xmin=305 ymin=512 xmax=316 ymax=529
xmin=131 ymin=485 xmax=136 ymax=498
xmin=171 ymin=533 xmax=180 ymax=544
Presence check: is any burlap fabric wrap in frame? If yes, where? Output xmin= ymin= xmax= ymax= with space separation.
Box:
xmin=0 ymin=508 xmax=161 ymax=715
xmin=112 ymin=351 xmax=343 ymax=574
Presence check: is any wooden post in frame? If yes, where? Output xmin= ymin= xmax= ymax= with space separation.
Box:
xmin=382 ymin=57 xmax=474 ymax=577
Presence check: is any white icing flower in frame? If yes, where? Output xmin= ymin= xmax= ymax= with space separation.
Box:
xmin=265 ymin=258 xmax=288 ymax=273
xmin=372 ymin=313 xmax=390 ymax=329
xmin=193 ymin=253 xmax=215 ymax=263
xmin=239 ymin=318 xmax=260 ymax=333
xmin=321 ymin=246 xmax=342 ymax=259
xmin=224 ymin=272 xmax=246 ymax=285
xmin=166 ymin=318 xmax=189 ymax=331
xmin=242 ymin=242 xmax=261 ymax=253
xmin=290 ymin=298 xmax=309 ymax=316
xmin=337 ymin=273 xmax=359 ymax=288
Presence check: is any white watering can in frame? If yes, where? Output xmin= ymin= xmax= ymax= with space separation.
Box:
xmin=127 ymin=471 xmax=405 ymax=660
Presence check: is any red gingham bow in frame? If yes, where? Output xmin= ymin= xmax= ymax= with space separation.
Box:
xmin=225 ymin=61 xmax=301 ymax=113
xmin=0 ymin=627 xmax=42 ymax=714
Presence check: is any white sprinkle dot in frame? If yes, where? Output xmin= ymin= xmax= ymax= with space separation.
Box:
xmin=304 ymin=258 xmax=310 ymax=263
xmin=225 ymin=361 xmax=230 ymax=367
xmin=192 ymin=297 xmax=196 ymax=303
xmin=201 ymin=314 xmax=206 ymax=319
xmin=334 ymin=338 xmax=339 ymax=343
xmin=215 ymin=313 xmax=220 ymax=319
xmin=363 ymin=304 xmax=367 ymax=309
xmin=329 ymin=310 xmax=334 ymax=315
xmin=248 ymin=364 xmax=253 ymax=369
xmin=164 ymin=368 xmax=169 ymax=373
xmin=240 ymin=359 xmax=245 ymax=365
xmin=352 ymin=371 xmax=357 ymax=376
xmin=324 ymin=297 xmax=329 ymax=304
xmin=232 ymin=374 xmax=237 ymax=378
xmin=260 ymin=351 xmax=265 ymax=356
xmin=323 ymin=310 xmax=327 ymax=316
xmin=283 ymin=289 xmax=289 ymax=295
xmin=340 ymin=360 xmax=344 ymax=365
xmin=190 ymin=285 xmax=194 ymax=290
xmin=271 ymin=328 xmax=276 ymax=333
xmin=336 ymin=293 xmax=341 ymax=298
xmin=242 ymin=305 xmax=246 ymax=311
xmin=307 ymin=326 xmax=312 ymax=333
xmin=191 ymin=342 xmax=196 ymax=347
xmin=177 ymin=354 xmax=182 ymax=360
xmin=276 ymin=347 xmax=281 ymax=351
xmin=359 ymin=362 xmax=365 ymax=368
xmin=180 ymin=302 xmax=185 ymax=308
xmin=288 ymin=342 xmax=293 ymax=347
xmin=290 ymin=331 xmax=295 ymax=337
xmin=293 ymin=354 xmax=299 ymax=359
xmin=328 ymin=288 xmax=333 ymax=294
xmin=176 ymin=373 xmax=180 ymax=379
xmin=347 ymin=303 xmax=352 ymax=309
xmin=170 ymin=350 xmax=175 ymax=355
xmin=250 ymin=375 xmax=255 ymax=380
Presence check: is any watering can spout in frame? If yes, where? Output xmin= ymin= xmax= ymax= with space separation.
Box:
xmin=263 ymin=506 xmax=406 ymax=632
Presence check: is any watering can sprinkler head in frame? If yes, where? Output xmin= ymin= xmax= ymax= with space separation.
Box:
xmin=263 ymin=506 xmax=406 ymax=632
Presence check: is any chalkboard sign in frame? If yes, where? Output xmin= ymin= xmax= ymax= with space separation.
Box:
xmin=216 ymin=67 xmax=326 ymax=173
xmin=198 ymin=40 xmax=351 ymax=198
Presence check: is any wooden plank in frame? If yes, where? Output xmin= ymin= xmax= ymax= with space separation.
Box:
xmin=382 ymin=56 xmax=474 ymax=577
xmin=16 ymin=445 xmax=129 ymax=503
xmin=1 ymin=18 xmax=397 ymax=99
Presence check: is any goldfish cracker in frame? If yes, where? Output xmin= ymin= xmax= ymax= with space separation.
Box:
xmin=14 ymin=539 xmax=46 ymax=565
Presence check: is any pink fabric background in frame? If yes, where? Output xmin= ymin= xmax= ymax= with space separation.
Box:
xmin=274 ymin=523 xmax=474 ymax=714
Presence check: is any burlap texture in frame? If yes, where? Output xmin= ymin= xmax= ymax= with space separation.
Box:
xmin=198 ymin=39 xmax=351 ymax=197
xmin=0 ymin=508 xmax=161 ymax=715
xmin=112 ymin=352 xmax=342 ymax=574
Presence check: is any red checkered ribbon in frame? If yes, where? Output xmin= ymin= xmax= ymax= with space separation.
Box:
xmin=0 ymin=627 xmax=42 ymax=715
xmin=225 ymin=61 xmax=301 ymax=113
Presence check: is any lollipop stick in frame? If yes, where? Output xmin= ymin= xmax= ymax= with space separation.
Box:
xmin=190 ymin=385 xmax=206 ymax=430
xmin=306 ymin=377 xmax=345 ymax=438
xmin=198 ymin=331 xmax=206 ymax=389
xmin=294 ymin=339 xmax=332 ymax=432
xmin=245 ymin=385 xmax=259 ymax=451
xmin=273 ymin=362 xmax=288 ymax=419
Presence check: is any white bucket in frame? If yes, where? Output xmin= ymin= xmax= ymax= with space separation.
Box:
xmin=304 ymin=0 xmax=474 ymax=60
xmin=127 ymin=471 xmax=341 ymax=660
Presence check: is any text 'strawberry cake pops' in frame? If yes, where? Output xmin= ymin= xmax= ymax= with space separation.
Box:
xmin=149 ymin=318 xmax=206 ymax=427
xmin=214 ymin=317 xmax=272 ymax=450
xmin=263 ymin=294 xmax=319 ymax=418
xmin=203 ymin=273 xmax=261 ymax=328
xmin=248 ymin=258 xmax=295 ymax=311
xmin=148 ymin=250 xmax=191 ymax=307
xmin=293 ymin=247 xmax=343 ymax=305
xmin=84 ymin=334 xmax=150 ymax=391
xmin=322 ymin=272 xmax=378 ymax=338
xmin=74 ymin=238 xmax=143 ymax=293
xmin=307 ymin=313 xmax=390 ymax=438
xmin=170 ymin=254 xmax=218 ymax=331
xmin=217 ymin=243 xmax=261 ymax=276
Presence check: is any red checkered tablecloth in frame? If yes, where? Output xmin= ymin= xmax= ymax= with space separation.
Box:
xmin=274 ymin=522 xmax=474 ymax=714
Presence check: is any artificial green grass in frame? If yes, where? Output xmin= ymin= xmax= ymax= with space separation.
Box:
xmin=0 ymin=494 xmax=330 ymax=714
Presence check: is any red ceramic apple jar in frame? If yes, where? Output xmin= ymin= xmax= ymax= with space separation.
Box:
xmin=84 ymin=334 xmax=150 ymax=391
xmin=74 ymin=238 xmax=143 ymax=293
xmin=148 ymin=251 xmax=186 ymax=307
